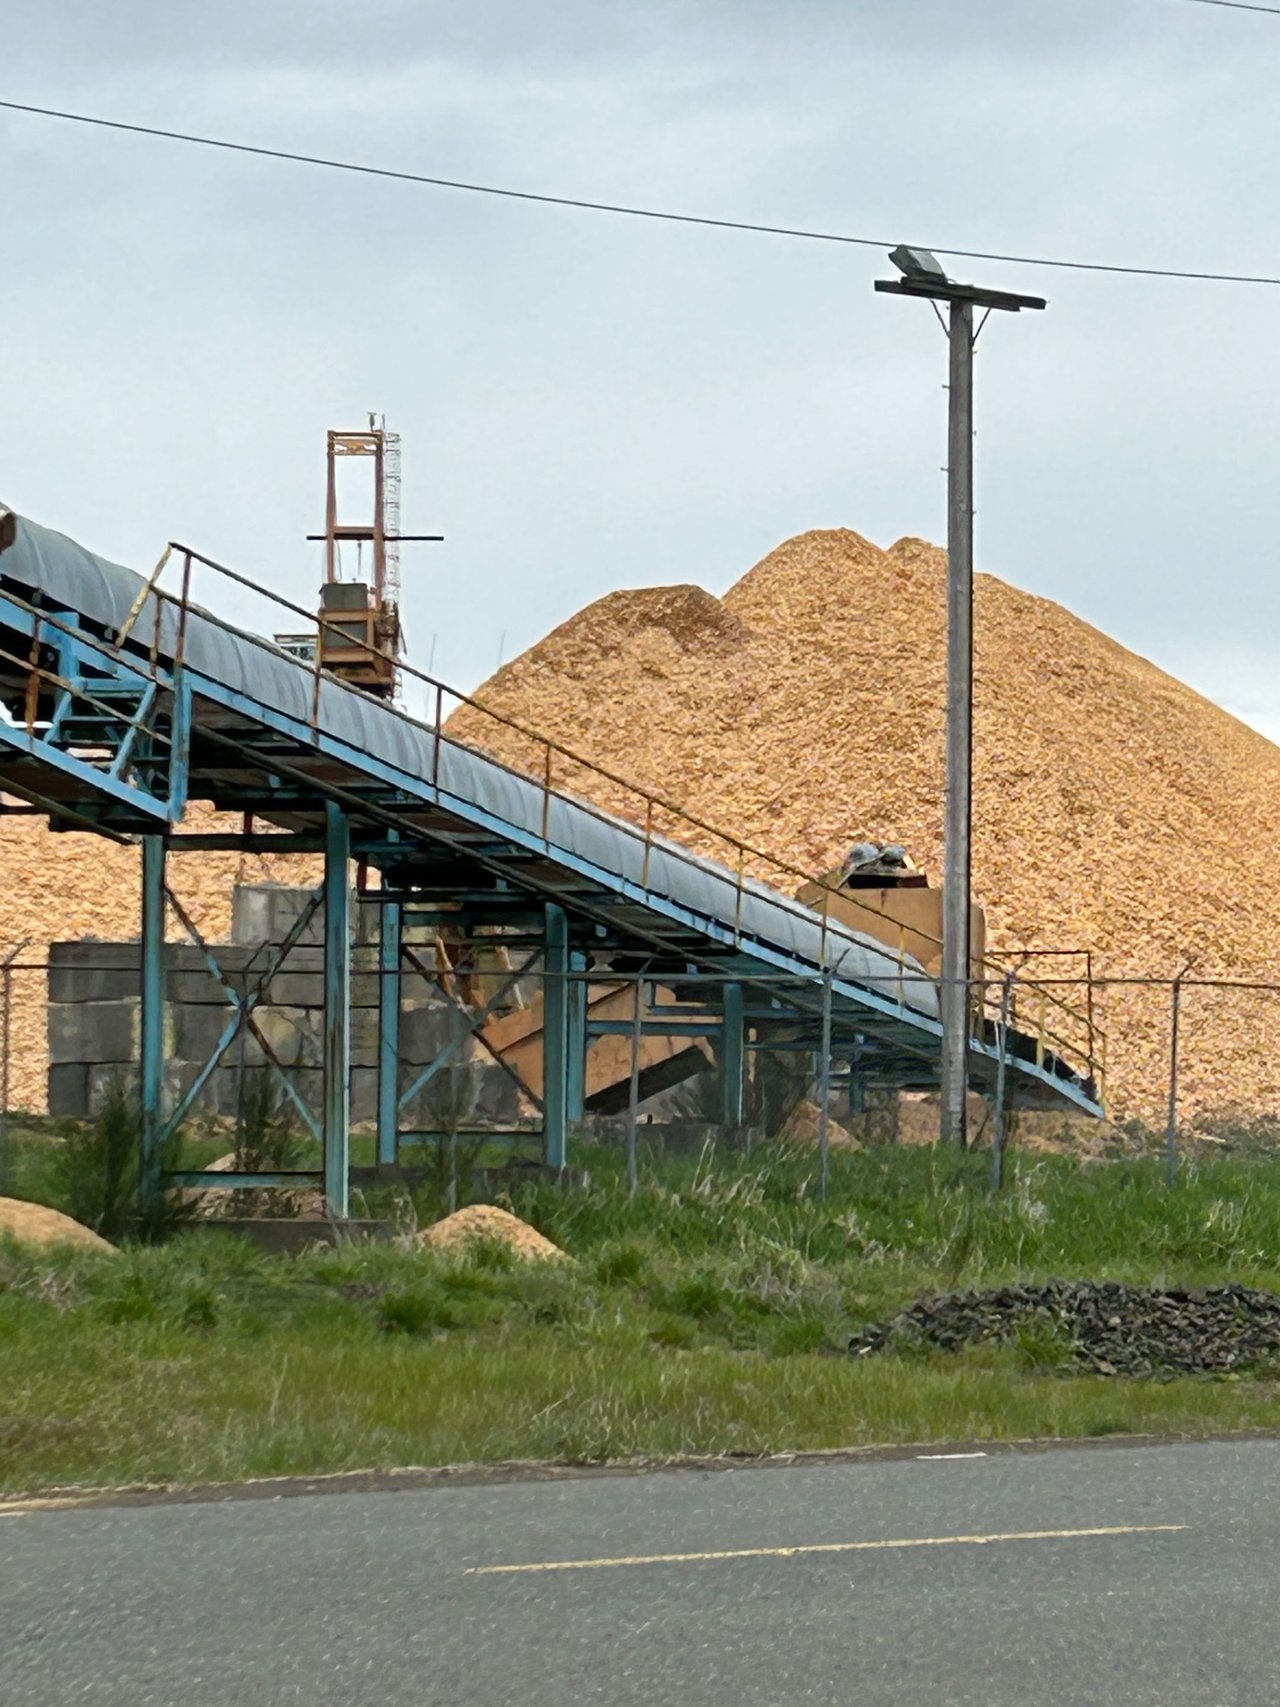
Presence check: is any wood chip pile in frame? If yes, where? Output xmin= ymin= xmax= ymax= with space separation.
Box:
xmin=446 ymin=528 xmax=1280 ymax=1122
xmin=419 ymin=1203 xmax=565 ymax=1262
xmin=0 ymin=1196 xmax=116 ymax=1252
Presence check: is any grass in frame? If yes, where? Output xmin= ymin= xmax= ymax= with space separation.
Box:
xmin=7 ymin=1135 xmax=1280 ymax=1494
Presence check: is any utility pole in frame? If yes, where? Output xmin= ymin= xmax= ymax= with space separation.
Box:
xmin=876 ymin=248 xmax=1045 ymax=1147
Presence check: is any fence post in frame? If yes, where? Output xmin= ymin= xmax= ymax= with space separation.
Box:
xmin=991 ymin=971 xmax=1015 ymax=1193
xmin=566 ymin=952 xmax=588 ymax=1124
xmin=140 ymin=835 xmax=167 ymax=1209
xmin=817 ymin=965 xmax=833 ymax=1201
xmin=0 ymin=951 xmax=13 ymax=1195
xmin=542 ymin=904 xmax=568 ymax=1170
xmin=322 ymin=803 xmax=351 ymax=1219
xmin=377 ymin=899 xmax=402 ymax=1168
xmin=626 ymin=972 xmax=643 ymax=1193
xmin=1165 ymin=973 xmax=1183 ymax=1187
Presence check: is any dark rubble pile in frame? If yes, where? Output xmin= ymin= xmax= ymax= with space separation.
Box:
xmin=850 ymin=1280 xmax=1280 ymax=1377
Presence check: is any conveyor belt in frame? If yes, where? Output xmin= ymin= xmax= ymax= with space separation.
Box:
xmin=0 ymin=508 xmax=1103 ymax=1115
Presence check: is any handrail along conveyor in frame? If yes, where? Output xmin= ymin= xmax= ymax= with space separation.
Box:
xmin=0 ymin=507 xmax=1104 ymax=1211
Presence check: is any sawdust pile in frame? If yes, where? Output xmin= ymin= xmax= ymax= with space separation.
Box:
xmin=779 ymin=1099 xmax=860 ymax=1150
xmin=446 ymin=529 xmax=1280 ymax=1122
xmin=0 ymin=802 xmax=316 ymax=1111
xmin=420 ymin=1203 xmax=565 ymax=1262
xmin=0 ymin=1196 xmax=116 ymax=1252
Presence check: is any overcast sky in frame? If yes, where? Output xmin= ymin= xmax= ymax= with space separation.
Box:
xmin=3 ymin=0 xmax=1280 ymax=736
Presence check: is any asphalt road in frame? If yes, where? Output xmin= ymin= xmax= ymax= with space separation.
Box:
xmin=3 ymin=1436 xmax=1278 ymax=1706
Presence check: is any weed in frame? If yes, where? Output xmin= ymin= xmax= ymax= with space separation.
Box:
xmin=11 ymin=1144 xmax=1280 ymax=1495
xmin=662 ymin=1273 xmax=728 ymax=1320
xmin=378 ymin=1287 xmax=461 ymax=1336
xmin=49 ymin=1078 xmax=139 ymax=1243
xmin=236 ymin=1077 xmax=307 ymax=1174
xmin=593 ymin=1244 xmax=648 ymax=1286
xmin=1012 ymin=1316 xmax=1077 ymax=1373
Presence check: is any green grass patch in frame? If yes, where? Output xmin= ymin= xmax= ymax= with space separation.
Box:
xmin=4 ymin=1140 xmax=1280 ymax=1493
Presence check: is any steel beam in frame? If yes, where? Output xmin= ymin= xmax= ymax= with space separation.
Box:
xmin=139 ymin=834 xmax=167 ymax=1207
xmin=543 ymin=903 xmax=569 ymax=1169
xmin=322 ymin=802 xmax=351 ymax=1218
xmin=721 ymin=981 xmax=745 ymax=1128
xmin=566 ymin=951 xmax=588 ymax=1123
xmin=587 ymin=1018 xmax=722 ymax=1038
xmin=377 ymin=899 xmax=402 ymax=1166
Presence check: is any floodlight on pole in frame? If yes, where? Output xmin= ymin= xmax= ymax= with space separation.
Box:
xmin=875 ymin=252 xmax=1045 ymax=1149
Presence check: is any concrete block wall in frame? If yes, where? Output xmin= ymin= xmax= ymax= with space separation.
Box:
xmin=47 ymin=885 xmax=520 ymax=1129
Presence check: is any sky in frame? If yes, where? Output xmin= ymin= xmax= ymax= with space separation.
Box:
xmin=3 ymin=0 xmax=1280 ymax=735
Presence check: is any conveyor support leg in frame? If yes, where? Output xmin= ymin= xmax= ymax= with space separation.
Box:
xmin=323 ymin=803 xmax=351 ymax=1218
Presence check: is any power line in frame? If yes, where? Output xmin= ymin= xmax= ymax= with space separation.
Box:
xmin=4 ymin=96 xmax=1280 ymax=289
xmin=1171 ymin=0 xmax=1280 ymax=15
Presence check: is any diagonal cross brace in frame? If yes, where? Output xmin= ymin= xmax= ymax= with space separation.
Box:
xmin=160 ymin=885 xmax=325 ymax=1142
xmin=401 ymin=940 xmax=545 ymax=1115
xmin=397 ymin=950 xmax=541 ymax=1115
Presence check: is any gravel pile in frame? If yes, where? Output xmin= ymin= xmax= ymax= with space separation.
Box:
xmin=850 ymin=1279 xmax=1280 ymax=1376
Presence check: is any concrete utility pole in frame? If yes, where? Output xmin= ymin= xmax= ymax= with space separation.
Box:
xmin=875 ymin=248 xmax=1045 ymax=1147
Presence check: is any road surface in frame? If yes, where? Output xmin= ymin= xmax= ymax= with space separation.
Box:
xmin=2 ymin=1436 xmax=1277 ymax=1705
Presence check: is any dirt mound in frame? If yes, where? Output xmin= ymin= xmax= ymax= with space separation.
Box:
xmin=851 ymin=1280 xmax=1280 ymax=1377
xmin=0 ymin=1196 xmax=115 ymax=1253
xmin=446 ymin=527 xmax=1280 ymax=1121
xmin=420 ymin=1203 xmax=565 ymax=1262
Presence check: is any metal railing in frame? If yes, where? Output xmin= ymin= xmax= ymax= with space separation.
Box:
xmin=91 ymin=541 xmax=1104 ymax=1091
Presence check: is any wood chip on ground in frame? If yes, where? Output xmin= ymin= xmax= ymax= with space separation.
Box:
xmin=419 ymin=1203 xmax=565 ymax=1261
xmin=0 ymin=1196 xmax=116 ymax=1253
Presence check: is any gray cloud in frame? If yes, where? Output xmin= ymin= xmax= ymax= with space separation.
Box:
xmin=3 ymin=0 xmax=1279 ymax=719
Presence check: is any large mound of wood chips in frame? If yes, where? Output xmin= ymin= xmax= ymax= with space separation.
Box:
xmin=446 ymin=529 xmax=1280 ymax=1122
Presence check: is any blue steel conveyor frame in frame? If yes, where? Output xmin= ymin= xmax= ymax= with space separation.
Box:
xmin=0 ymin=508 xmax=1103 ymax=1213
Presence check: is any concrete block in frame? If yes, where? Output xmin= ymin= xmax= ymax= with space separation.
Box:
xmin=214 ymin=1064 xmax=255 ymax=1119
xmin=47 ymin=1062 xmax=89 ymax=1118
xmin=233 ymin=885 xmax=325 ymax=950
xmin=242 ymin=1007 xmax=312 ymax=1070
xmin=49 ymin=940 xmax=139 ymax=967
xmin=400 ymin=1002 xmax=459 ymax=1067
xmin=257 ymin=971 xmax=324 ymax=1009
xmin=211 ymin=1063 xmax=320 ymax=1122
xmin=169 ymin=1061 xmax=220 ymax=1116
xmin=350 ymin=1066 xmax=378 ymax=1125
xmin=399 ymin=1058 xmax=481 ymax=1131
xmin=169 ymin=946 xmax=257 ymax=1005
xmin=271 ymin=946 xmax=325 ymax=975
xmin=48 ymin=998 xmax=138 ymax=1066
xmin=48 ymin=964 xmax=142 ymax=1003
xmin=472 ymin=1062 xmax=521 ymax=1127
xmin=86 ymin=1064 xmax=136 ymax=1114
xmin=349 ymin=1008 xmax=382 ymax=1069
xmin=174 ymin=1003 xmax=240 ymax=1067
xmin=287 ymin=1067 xmax=323 ymax=1123
xmin=48 ymin=942 xmax=142 ymax=1003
